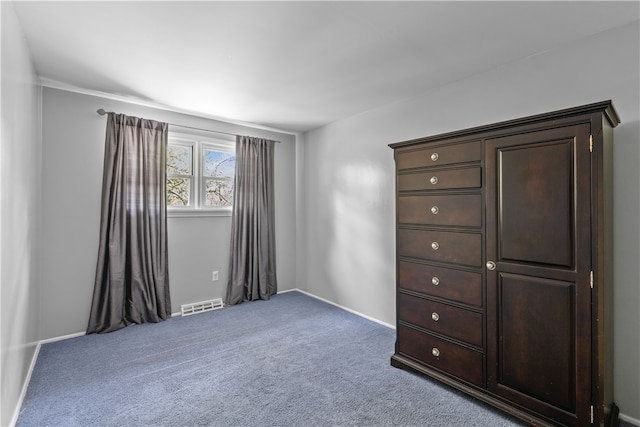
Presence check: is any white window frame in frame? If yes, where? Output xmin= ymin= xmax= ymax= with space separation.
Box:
xmin=167 ymin=132 xmax=235 ymax=217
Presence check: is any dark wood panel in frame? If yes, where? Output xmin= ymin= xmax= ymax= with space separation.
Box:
xmin=398 ymin=194 xmax=481 ymax=227
xmin=485 ymin=123 xmax=593 ymax=426
xmin=397 ymin=167 xmax=481 ymax=191
xmin=398 ymin=261 xmax=482 ymax=307
xmin=498 ymin=139 xmax=574 ymax=267
xmin=396 ymin=140 xmax=481 ymax=170
xmin=398 ymin=293 xmax=482 ymax=347
xmin=398 ymin=229 xmax=482 ymax=267
xmin=397 ymin=324 xmax=483 ymax=387
xmin=498 ymin=273 xmax=575 ymax=411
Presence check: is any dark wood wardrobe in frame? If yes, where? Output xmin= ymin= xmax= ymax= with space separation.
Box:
xmin=389 ymin=101 xmax=619 ymax=427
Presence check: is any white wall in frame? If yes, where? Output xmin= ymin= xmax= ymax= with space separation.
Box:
xmin=39 ymin=87 xmax=296 ymax=340
xmin=301 ymin=21 xmax=640 ymax=421
xmin=0 ymin=2 xmax=42 ymax=425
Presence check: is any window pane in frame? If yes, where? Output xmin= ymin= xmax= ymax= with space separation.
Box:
xmin=167 ymin=145 xmax=192 ymax=175
xmin=205 ymin=179 xmax=233 ymax=207
xmin=167 ymin=178 xmax=191 ymax=206
xmin=203 ymin=149 xmax=235 ymax=178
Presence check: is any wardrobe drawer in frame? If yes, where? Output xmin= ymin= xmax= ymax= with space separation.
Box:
xmin=398 ymin=229 xmax=482 ymax=267
xmin=398 ymin=293 xmax=482 ymax=347
xmin=396 ymin=140 xmax=481 ymax=170
xmin=398 ymin=261 xmax=482 ymax=307
xmin=397 ymin=324 xmax=483 ymax=387
xmin=397 ymin=167 xmax=481 ymax=191
xmin=398 ymin=194 xmax=481 ymax=227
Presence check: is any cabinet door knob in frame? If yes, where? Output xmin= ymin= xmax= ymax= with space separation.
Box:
xmin=430 ymin=153 xmax=439 ymax=162
xmin=431 ymin=276 xmax=440 ymax=286
xmin=431 ymin=241 xmax=440 ymax=250
xmin=486 ymin=261 xmax=496 ymax=271
xmin=431 ymin=312 xmax=440 ymax=322
xmin=430 ymin=206 xmax=439 ymax=214
xmin=432 ymin=347 xmax=440 ymax=357
xmin=430 ymin=176 xmax=439 ymax=185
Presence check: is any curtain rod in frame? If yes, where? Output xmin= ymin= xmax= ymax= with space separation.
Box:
xmin=96 ymin=109 xmax=280 ymax=143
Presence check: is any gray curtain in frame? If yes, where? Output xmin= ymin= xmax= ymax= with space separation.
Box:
xmin=87 ymin=113 xmax=171 ymax=334
xmin=225 ymin=136 xmax=277 ymax=305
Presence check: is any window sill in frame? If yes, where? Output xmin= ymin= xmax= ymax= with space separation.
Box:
xmin=168 ymin=209 xmax=232 ymax=218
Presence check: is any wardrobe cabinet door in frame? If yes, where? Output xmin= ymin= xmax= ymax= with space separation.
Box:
xmin=485 ymin=124 xmax=592 ymax=427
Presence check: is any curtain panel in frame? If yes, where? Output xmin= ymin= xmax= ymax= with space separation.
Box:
xmin=225 ymin=136 xmax=277 ymax=305
xmin=87 ymin=113 xmax=171 ymax=334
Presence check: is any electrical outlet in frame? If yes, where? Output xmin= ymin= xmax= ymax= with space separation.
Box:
xmin=212 ymin=271 xmax=219 ymax=281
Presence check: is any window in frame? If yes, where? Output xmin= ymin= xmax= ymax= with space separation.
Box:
xmin=166 ymin=133 xmax=235 ymax=215
xmin=202 ymin=147 xmax=235 ymax=207
xmin=167 ymin=142 xmax=193 ymax=207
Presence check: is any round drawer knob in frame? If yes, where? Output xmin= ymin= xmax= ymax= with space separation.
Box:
xmin=431 ymin=241 xmax=439 ymax=250
xmin=430 ymin=153 xmax=439 ymax=162
xmin=431 ymin=312 xmax=440 ymax=322
xmin=430 ymin=206 xmax=439 ymax=214
xmin=430 ymin=176 xmax=439 ymax=185
xmin=431 ymin=276 xmax=440 ymax=286
xmin=432 ymin=347 xmax=440 ymax=357
xmin=486 ymin=260 xmax=496 ymax=271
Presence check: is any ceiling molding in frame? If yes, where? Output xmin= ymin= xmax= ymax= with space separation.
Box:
xmin=38 ymin=77 xmax=298 ymax=137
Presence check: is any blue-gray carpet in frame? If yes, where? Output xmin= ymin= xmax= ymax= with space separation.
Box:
xmin=18 ymin=291 xmax=529 ymax=426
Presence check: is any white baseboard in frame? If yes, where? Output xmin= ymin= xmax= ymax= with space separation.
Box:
xmin=10 ymin=342 xmax=41 ymax=427
xmin=10 ymin=332 xmax=85 ymax=425
xmin=621 ymin=413 xmax=640 ymax=426
xmin=39 ymin=331 xmax=86 ymax=345
xmin=288 ymin=288 xmax=395 ymax=330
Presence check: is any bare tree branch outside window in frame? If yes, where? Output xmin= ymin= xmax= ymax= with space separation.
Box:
xmin=204 ymin=149 xmax=235 ymax=207
xmin=167 ymin=144 xmax=192 ymax=206
xmin=166 ymin=141 xmax=235 ymax=209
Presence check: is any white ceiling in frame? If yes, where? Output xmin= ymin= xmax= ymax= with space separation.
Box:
xmin=13 ymin=1 xmax=640 ymax=133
